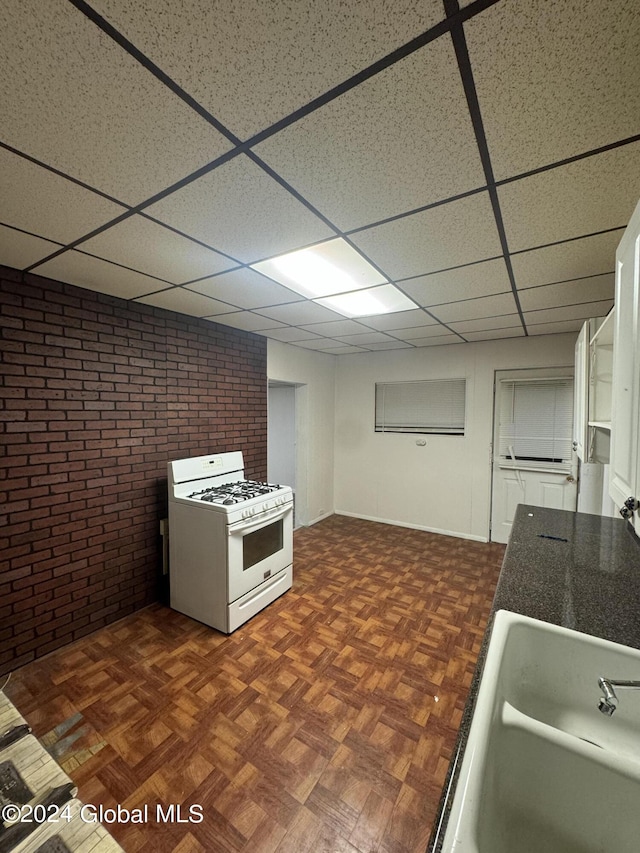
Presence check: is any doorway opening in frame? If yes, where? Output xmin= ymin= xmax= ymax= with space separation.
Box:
xmin=268 ymin=381 xmax=306 ymax=528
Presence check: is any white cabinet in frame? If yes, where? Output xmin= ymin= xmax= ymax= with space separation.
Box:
xmin=573 ymin=314 xmax=611 ymax=463
xmin=588 ymin=312 xmax=614 ymax=431
xmin=573 ymin=320 xmax=590 ymax=460
xmin=609 ymin=198 xmax=640 ymax=530
xmin=588 ymin=311 xmax=614 ymax=464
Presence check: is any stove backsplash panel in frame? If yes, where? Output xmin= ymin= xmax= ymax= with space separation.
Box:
xmin=0 ymin=264 xmax=267 ymax=675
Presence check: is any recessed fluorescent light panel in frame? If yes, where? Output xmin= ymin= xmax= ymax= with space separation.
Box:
xmin=316 ymin=285 xmax=417 ymax=317
xmin=252 ymin=238 xmax=384 ymax=297
xmin=251 ymin=238 xmax=417 ymax=317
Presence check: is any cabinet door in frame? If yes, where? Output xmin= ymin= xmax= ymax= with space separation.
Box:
xmin=609 ymin=200 xmax=640 ymax=523
xmin=573 ymin=320 xmax=589 ymax=460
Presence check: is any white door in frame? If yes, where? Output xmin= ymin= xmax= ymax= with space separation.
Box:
xmin=609 ymin=199 xmax=640 ymax=524
xmin=491 ymin=370 xmax=578 ymax=544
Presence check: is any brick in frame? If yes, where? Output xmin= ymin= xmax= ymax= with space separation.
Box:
xmin=1 ymin=261 xmax=267 ymax=669
xmin=4 ymin=352 xmax=45 ymax=367
xmin=3 ymin=328 xmax=44 ymax=344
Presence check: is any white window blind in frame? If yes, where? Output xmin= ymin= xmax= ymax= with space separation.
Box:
xmin=498 ymin=378 xmax=574 ymax=471
xmin=375 ymin=379 xmax=466 ymax=434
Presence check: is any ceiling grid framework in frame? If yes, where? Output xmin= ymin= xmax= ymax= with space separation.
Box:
xmin=1 ymin=0 xmax=639 ymax=353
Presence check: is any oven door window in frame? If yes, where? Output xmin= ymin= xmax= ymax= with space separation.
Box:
xmin=242 ymin=519 xmax=283 ymax=571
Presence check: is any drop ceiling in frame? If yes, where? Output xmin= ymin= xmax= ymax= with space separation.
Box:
xmin=1 ymin=0 xmax=639 ymax=354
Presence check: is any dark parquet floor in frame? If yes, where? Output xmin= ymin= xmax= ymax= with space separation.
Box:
xmin=6 ymin=515 xmax=505 ymax=853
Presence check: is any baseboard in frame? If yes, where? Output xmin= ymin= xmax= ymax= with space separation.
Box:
xmin=298 ymin=509 xmax=334 ymax=528
xmin=334 ymin=510 xmax=488 ymax=543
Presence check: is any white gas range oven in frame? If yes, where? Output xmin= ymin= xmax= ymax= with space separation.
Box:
xmin=167 ymin=451 xmax=293 ymax=633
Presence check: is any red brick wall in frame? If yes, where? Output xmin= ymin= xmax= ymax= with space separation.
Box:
xmin=0 ymin=265 xmax=267 ymax=675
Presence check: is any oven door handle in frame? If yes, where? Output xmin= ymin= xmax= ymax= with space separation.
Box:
xmin=227 ymin=502 xmax=292 ymax=535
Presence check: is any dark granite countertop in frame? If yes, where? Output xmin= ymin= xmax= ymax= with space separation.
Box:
xmin=427 ymin=504 xmax=640 ymax=852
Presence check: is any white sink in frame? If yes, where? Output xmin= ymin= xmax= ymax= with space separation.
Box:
xmin=442 ymin=611 xmax=640 ymax=852
xmin=498 ymin=612 xmax=640 ymax=760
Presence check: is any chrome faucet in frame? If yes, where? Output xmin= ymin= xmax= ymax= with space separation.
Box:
xmin=598 ymin=676 xmax=640 ymax=715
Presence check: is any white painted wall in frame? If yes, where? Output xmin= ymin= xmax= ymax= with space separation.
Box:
xmin=267 ymin=340 xmax=336 ymax=526
xmin=333 ymin=333 xmax=578 ymax=541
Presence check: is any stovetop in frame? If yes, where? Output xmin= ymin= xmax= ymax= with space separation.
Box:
xmin=188 ymin=480 xmax=283 ymax=506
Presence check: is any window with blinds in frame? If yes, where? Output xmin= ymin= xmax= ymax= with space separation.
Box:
xmin=375 ymin=379 xmax=466 ymax=434
xmin=498 ymin=377 xmax=574 ymax=471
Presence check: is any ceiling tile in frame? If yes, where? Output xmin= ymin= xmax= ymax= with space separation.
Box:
xmin=291 ymin=338 xmax=343 ymax=351
xmin=350 ymin=192 xmax=502 ymax=280
xmin=136 ymin=287 xmax=238 ymax=317
xmin=526 ymin=319 xmax=585 ymax=336
xmin=510 ymin=230 xmax=622 ymax=288
xmin=35 ymin=250 xmax=167 ymax=299
xmin=465 ymin=0 xmax=640 ymax=179
xmin=393 ymin=323 xmax=456 ymax=340
xmin=463 ymin=328 xmax=525 ymax=341
xmin=91 ymin=0 xmax=444 ymax=140
xmin=430 ymin=293 xmax=518 ymax=324
xmin=1 ymin=1 xmax=231 ymax=205
xmin=448 ymin=314 xmax=522 ymax=334
xmin=362 ymin=309 xmax=438 ymax=331
xmin=211 ymin=311 xmax=285 ymax=333
xmin=410 ymin=333 xmax=461 ymax=347
xmin=335 ymin=332 xmax=398 ymax=345
xmin=0 ymin=147 xmax=126 ymax=246
xmin=518 ymin=274 xmax=615 ymax=312
xmin=255 ymin=37 xmax=485 ymax=231
xmin=499 ymin=142 xmax=640 ymax=252
xmin=321 ymin=345 xmax=368 ymax=354
xmin=80 ymin=215 xmax=237 ymax=284
xmin=299 ymin=319 xmax=373 ymax=336
xmin=399 ymin=258 xmax=512 ymax=306
xmin=256 ymin=301 xmax=344 ymax=326
xmin=0 ymin=225 xmax=61 ymax=270
xmin=1 ymin=2 xmax=634 ymax=355
xmin=146 ymin=155 xmax=333 ymax=263
xmin=187 ymin=268 xmax=303 ymax=309
xmin=524 ymin=300 xmax=614 ymax=326
xmin=364 ymin=341 xmax=414 ymax=350
xmin=256 ymin=327 xmax=321 ymax=343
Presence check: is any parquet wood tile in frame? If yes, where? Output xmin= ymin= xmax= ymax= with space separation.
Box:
xmin=5 ymin=515 xmax=504 ymax=852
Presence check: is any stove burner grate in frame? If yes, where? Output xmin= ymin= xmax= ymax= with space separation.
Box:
xmin=188 ymin=480 xmax=282 ymax=504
